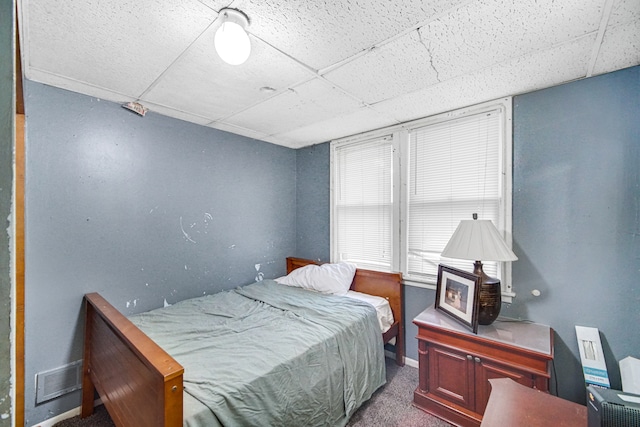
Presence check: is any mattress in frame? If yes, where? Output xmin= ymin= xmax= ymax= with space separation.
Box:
xmin=129 ymin=280 xmax=386 ymax=427
xmin=343 ymin=290 xmax=394 ymax=334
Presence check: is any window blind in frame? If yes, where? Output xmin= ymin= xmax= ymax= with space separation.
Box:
xmin=333 ymin=136 xmax=393 ymax=270
xmin=331 ymin=98 xmax=512 ymax=291
xmin=407 ymin=110 xmax=502 ymax=280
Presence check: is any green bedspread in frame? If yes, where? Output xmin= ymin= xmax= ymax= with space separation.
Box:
xmin=129 ymin=280 xmax=386 ymax=427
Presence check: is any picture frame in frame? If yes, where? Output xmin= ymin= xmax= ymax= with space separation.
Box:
xmin=435 ymin=264 xmax=481 ymax=333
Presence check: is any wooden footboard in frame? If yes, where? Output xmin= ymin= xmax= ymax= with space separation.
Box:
xmin=82 ymin=293 xmax=184 ymax=427
xmin=286 ymin=257 xmax=405 ymax=366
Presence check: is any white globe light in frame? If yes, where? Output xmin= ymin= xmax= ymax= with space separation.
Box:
xmin=214 ymin=10 xmax=251 ymax=65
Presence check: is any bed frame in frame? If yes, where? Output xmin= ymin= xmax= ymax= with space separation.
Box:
xmin=81 ymin=292 xmax=184 ymax=427
xmin=286 ymin=257 xmax=404 ymax=366
xmin=81 ymin=257 xmax=404 ymax=426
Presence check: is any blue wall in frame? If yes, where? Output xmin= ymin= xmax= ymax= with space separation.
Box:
xmin=506 ymin=65 xmax=640 ymax=403
xmin=295 ymin=143 xmax=330 ymax=262
xmin=24 ymin=81 xmax=297 ymax=424
xmin=296 ymin=65 xmax=640 ymax=404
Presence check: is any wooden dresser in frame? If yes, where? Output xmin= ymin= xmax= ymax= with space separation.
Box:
xmin=413 ymin=306 xmax=553 ymax=427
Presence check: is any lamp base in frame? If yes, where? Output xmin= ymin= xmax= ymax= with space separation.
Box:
xmin=473 ymin=261 xmax=501 ymax=325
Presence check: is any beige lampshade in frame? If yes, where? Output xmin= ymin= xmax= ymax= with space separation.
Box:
xmin=441 ymin=218 xmax=518 ymax=262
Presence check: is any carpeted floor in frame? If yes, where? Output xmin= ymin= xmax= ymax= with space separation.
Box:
xmin=345 ymin=358 xmax=453 ymax=427
xmin=54 ymin=357 xmax=452 ymax=427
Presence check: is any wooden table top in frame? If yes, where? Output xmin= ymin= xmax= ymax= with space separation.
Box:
xmin=481 ymin=378 xmax=587 ymax=427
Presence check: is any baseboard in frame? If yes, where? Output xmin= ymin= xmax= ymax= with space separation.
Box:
xmin=31 ymin=399 xmax=101 ymax=427
xmin=404 ymin=356 xmax=418 ymax=368
xmin=31 ymin=406 xmax=80 ymax=427
xmin=385 ymin=350 xmax=418 ymax=368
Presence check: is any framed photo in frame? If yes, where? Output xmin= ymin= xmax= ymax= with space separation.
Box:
xmin=435 ymin=264 xmax=481 ymax=333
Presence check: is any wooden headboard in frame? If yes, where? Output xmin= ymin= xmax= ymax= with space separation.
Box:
xmin=286 ymin=257 xmax=404 ymax=365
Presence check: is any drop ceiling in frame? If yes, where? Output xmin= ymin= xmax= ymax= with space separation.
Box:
xmin=17 ymin=0 xmax=640 ymax=149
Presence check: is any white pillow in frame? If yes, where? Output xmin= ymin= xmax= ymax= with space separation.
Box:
xmin=275 ymin=262 xmax=356 ymax=295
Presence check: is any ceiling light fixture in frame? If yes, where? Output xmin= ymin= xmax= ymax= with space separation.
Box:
xmin=214 ymin=8 xmax=251 ymax=66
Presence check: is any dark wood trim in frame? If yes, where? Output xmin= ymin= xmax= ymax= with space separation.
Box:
xmin=414 ymin=388 xmax=482 ymax=426
xmin=15 ymin=6 xmax=25 ymax=423
xmin=15 ymin=113 xmax=25 ymax=427
xmin=15 ymin=8 xmax=24 ymax=115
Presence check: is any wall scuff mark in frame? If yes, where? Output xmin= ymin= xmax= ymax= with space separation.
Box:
xmin=179 ymin=216 xmax=197 ymax=243
xmin=204 ymin=212 xmax=213 ymax=226
xmin=255 ymin=263 xmax=264 ymax=282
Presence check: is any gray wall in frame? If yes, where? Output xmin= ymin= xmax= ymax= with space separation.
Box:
xmin=24 ymin=81 xmax=297 ymax=424
xmin=296 ymin=65 xmax=640 ymax=405
xmin=0 ymin=0 xmax=14 ymax=424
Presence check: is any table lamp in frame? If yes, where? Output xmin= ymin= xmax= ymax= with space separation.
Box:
xmin=440 ymin=213 xmax=517 ymax=325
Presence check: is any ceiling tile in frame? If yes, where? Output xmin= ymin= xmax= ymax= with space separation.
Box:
xmin=208 ymin=122 xmax=271 ymax=142
xmin=423 ymin=0 xmax=604 ymax=83
xmin=141 ymin=25 xmax=315 ymax=121
xmin=271 ymin=106 xmax=399 ymax=147
xmin=324 ymin=31 xmax=440 ymax=104
xmin=23 ymin=68 xmax=138 ymax=106
xmin=194 ymin=0 xmax=233 ymax=12
xmin=227 ymin=0 xmax=470 ymax=70
xmin=373 ymin=34 xmax=597 ymax=125
xmin=326 ymin=0 xmax=607 ymax=107
xmin=18 ymin=0 xmax=640 ymax=149
xmin=23 ymin=0 xmax=216 ymax=96
xmin=610 ymin=0 xmax=640 ymax=26
xmin=591 ymin=19 xmax=640 ymax=76
xmin=139 ymin=101 xmax=213 ymax=126
xmin=221 ymin=78 xmax=365 ymax=136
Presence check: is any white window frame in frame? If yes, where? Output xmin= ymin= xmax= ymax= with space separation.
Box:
xmin=330 ymin=98 xmax=515 ymax=300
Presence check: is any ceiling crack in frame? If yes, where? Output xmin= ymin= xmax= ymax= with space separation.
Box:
xmin=417 ymin=27 xmax=441 ymax=83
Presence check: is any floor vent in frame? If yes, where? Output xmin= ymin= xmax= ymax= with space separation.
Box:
xmin=36 ymin=360 xmax=82 ymax=404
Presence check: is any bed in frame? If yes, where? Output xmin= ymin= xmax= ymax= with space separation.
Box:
xmin=81 ymin=257 xmax=404 ymax=426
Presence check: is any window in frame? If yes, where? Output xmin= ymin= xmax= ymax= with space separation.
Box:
xmin=331 ymin=98 xmax=514 ymax=297
xmin=333 ymin=136 xmax=394 ymax=271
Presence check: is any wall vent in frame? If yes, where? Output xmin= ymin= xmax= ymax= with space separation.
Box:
xmin=36 ymin=360 xmax=82 ymax=404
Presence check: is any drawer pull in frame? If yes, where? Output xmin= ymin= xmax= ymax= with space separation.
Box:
xmin=474 ymin=357 xmax=481 ymax=363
